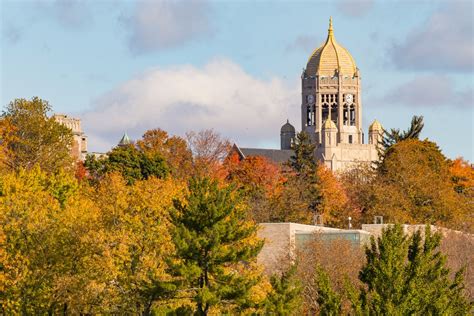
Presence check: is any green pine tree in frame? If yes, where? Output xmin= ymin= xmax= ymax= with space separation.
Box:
xmin=84 ymin=144 xmax=169 ymax=184
xmin=288 ymin=131 xmax=316 ymax=175
xmin=265 ymin=264 xmax=302 ymax=315
xmin=315 ymin=266 xmax=342 ymax=316
xmin=287 ymin=131 xmax=321 ymax=214
xmin=355 ymin=224 xmax=472 ymax=315
xmin=169 ymin=177 xmax=264 ymax=315
xmin=378 ymin=115 xmax=424 ymax=165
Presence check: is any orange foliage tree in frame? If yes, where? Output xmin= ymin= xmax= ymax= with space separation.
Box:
xmin=137 ymin=128 xmax=193 ymax=180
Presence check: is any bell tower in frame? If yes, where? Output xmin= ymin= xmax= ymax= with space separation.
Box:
xmin=301 ymin=18 xmax=363 ymax=145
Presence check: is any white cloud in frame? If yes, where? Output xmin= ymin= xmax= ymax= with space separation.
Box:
xmin=123 ymin=0 xmax=212 ymax=54
xmin=82 ymin=59 xmax=299 ymax=152
xmin=391 ymin=1 xmax=473 ymax=72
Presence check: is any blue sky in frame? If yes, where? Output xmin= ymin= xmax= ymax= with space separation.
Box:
xmin=1 ymin=0 xmax=473 ymax=161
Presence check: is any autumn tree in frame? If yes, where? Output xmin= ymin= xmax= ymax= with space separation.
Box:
xmin=0 ymin=168 xmax=101 ymax=313
xmin=449 ymin=157 xmax=474 ymax=198
xmin=169 ymin=177 xmax=264 ymax=315
xmin=137 ymin=128 xmax=193 ymax=179
xmin=355 ymin=225 xmax=471 ymax=315
xmin=186 ymin=129 xmax=231 ymax=178
xmin=223 ymin=154 xmax=283 ymax=222
xmin=1 ymin=97 xmax=73 ymax=173
xmin=88 ymin=173 xmax=182 ymax=314
xmin=315 ymin=164 xmax=358 ymax=228
xmin=369 ymin=139 xmax=472 ymax=231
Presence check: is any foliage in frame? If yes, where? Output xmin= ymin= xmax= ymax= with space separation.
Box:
xmin=84 ymin=144 xmax=169 ymax=184
xmin=1 ymin=97 xmax=73 ymax=173
xmin=0 ymin=168 xmax=100 ymax=313
xmin=355 ymin=224 xmax=472 ymax=315
xmin=369 ymin=139 xmax=472 ymax=231
xmin=137 ymin=128 xmax=193 ymax=180
xmin=265 ymin=264 xmax=302 ymax=315
xmin=381 ymin=115 xmax=424 ymax=150
xmin=223 ymin=153 xmax=283 ymax=222
xmin=288 ymin=131 xmax=316 ymax=176
xmin=315 ymin=164 xmax=356 ymax=228
xmin=185 ymin=129 xmax=231 ymax=178
xmin=297 ymin=237 xmax=365 ymax=314
xmin=169 ymin=177 xmax=264 ymax=315
xmin=315 ymin=266 xmax=342 ymax=316
xmin=449 ymin=157 xmax=474 ymax=197
xmin=88 ymin=173 xmax=182 ymax=314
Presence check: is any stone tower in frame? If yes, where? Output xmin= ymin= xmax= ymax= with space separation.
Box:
xmin=53 ymin=114 xmax=88 ymax=160
xmin=280 ymin=120 xmax=296 ymax=150
xmin=301 ymin=17 xmax=362 ymax=145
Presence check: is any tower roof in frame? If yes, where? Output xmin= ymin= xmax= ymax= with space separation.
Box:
xmin=118 ymin=132 xmax=131 ymax=146
xmin=369 ymin=119 xmax=383 ymax=131
xmin=322 ymin=119 xmax=337 ymax=130
xmin=280 ymin=119 xmax=296 ymax=133
xmin=306 ymin=17 xmax=357 ymax=77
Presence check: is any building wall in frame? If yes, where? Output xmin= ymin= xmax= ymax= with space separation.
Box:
xmin=316 ymin=142 xmax=379 ymax=172
xmin=53 ymin=114 xmax=88 ymax=160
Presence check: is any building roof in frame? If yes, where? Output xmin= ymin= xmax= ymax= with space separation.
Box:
xmin=233 ymin=144 xmax=294 ymax=164
xmin=118 ymin=132 xmax=131 ymax=146
xmin=369 ymin=119 xmax=383 ymax=131
xmin=280 ymin=120 xmax=296 ymax=133
xmin=306 ymin=17 xmax=357 ymax=77
xmin=322 ymin=119 xmax=337 ymax=129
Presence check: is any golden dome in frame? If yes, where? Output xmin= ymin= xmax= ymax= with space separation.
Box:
xmin=306 ymin=18 xmax=357 ymax=77
xmin=369 ymin=119 xmax=383 ymax=131
xmin=322 ymin=119 xmax=337 ymax=130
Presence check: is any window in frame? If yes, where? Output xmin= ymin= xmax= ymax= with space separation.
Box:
xmin=348 ymin=135 xmax=353 ymax=144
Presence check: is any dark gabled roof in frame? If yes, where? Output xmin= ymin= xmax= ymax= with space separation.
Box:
xmin=233 ymin=144 xmax=294 ymax=164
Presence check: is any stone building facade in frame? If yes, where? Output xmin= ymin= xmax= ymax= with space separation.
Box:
xmin=295 ymin=17 xmax=383 ymax=171
xmin=53 ymin=114 xmax=88 ymax=160
xmin=236 ymin=18 xmax=383 ymax=171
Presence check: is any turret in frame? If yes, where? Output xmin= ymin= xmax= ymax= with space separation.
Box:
xmin=280 ymin=120 xmax=296 ymax=150
xmin=368 ymin=119 xmax=383 ymax=146
xmin=321 ymin=119 xmax=337 ymax=147
xmin=118 ymin=132 xmax=132 ymax=147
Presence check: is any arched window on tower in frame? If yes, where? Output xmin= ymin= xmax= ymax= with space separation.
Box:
xmin=331 ymin=103 xmax=338 ymax=125
xmin=322 ymin=104 xmax=329 ymax=122
xmin=350 ymin=106 xmax=356 ymax=126
xmin=306 ymin=104 xmax=315 ymax=126
xmin=343 ymin=105 xmax=348 ymax=125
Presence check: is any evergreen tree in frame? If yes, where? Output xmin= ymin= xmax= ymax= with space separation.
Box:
xmin=382 ymin=115 xmax=424 ymax=149
xmin=286 ymin=131 xmax=321 ymax=215
xmin=315 ymin=266 xmax=342 ymax=316
xmin=378 ymin=115 xmax=424 ymax=165
xmin=356 ymin=224 xmax=471 ymax=315
xmin=84 ymin=144 xmax=169 ymax=184
xmin=288 ymin=131 xmax=316 ymax=175
xmin=169 ymin=178 xmax=264 ymax=315
xmin=265 ymin=264 xmax=302 ymax=315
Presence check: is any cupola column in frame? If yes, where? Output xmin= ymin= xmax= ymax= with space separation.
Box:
xmin=337 ymin=68 xmax=344 ymax=143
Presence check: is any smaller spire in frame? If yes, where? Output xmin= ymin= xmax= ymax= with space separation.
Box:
xmin=328 ymin=16 xmax=334 ymax=38
xmin=118 ymin=132 xmax=131 ymax=146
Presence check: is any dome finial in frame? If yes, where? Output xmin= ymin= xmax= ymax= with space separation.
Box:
xmin=328 ymin=17 xmax=334 ymax=37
